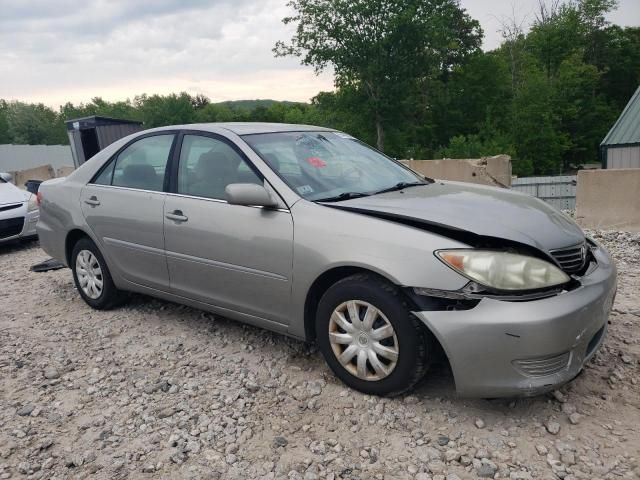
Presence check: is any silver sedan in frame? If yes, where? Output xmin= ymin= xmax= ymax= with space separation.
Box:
xmin=36 ymin=123 xmax=617 ymax=397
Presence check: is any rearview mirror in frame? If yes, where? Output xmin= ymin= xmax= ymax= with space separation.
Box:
xmin=0 ymin=172 xmax=13 ymax=183
xmin=225 ymin=183 xmax=278 ymax=208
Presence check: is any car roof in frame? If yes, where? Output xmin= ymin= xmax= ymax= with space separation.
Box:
xmin=147 ymin=122 xmax=336 ymax=136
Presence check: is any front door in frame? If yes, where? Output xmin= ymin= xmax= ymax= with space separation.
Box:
xmin=81 ymin=133 xmax=175 ymax=290
xmin=163 ymin=133 xmax=294 ymax=325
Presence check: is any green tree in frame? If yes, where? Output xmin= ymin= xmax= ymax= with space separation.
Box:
xmin=274 ymin=0 xmax=482 ymax=152
xmin=5 ymin=101 xmax=66 ymax=145
xmin=512 ymin=70 xmax=570 ymax=175
xmin=134 ymin=93 xmax=194 ymax=127
xmin=0 ymin=100 xmax=11 ymax=144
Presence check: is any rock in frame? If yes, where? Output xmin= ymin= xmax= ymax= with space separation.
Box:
xmin=43 ymin=367 xmax=60 ymax=380
xmin=273 ymin=436 xmax=288 ymax=448
xmin=157 ymin=407 xmax=175 ymax=419
xmin=545 ymin=420 xmax=561 ymax=435
xmin=560 ymin=451 xmax=575 ymax=466
xmin=142 ymin=464 xmax=155 ymax=473
xmin=475 ymin=418 xmax=486 ymax=429
xmin=65 ymin=453 xmax=84 ymax=468
xmin=416 ymin=446 xmax=443 ymax=463
xmin=568 ymin=413 xmax=582 ymax=425
xmin=552 ymin=390 xmax=567 ymax=403
xmin=444 ymin=449 xmax=460 ymax=463
xmin=245 ymin=381 xmax=260 ymax=393
xmin=427 ymin=460 xmax=446 ymax=475
xmin=170 ymin=452 xmax=187 ymax=464
xmin=436 ymin=435 xmax=449 ymax=446
xmin=476 ymin=459 xmax=498 ymax=478
xmin=510 ymin=472 xmax=533 ymax=480
xmin=536 ymin=444 xmax=548 ymax=456
xmin=16 ymin=405 xmax=35 ymax=416
xmin=620 ymin=354 xmax=633 ymax=364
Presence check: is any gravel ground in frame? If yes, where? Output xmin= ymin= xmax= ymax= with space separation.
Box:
xmin=1 ymin=231 xmax=639 ymax=480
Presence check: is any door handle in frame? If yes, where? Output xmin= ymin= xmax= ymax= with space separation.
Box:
xmin=166 ymin=210 xmax=188 ymax=222
xmin=84 ymin=196 xmax=100 ymax=206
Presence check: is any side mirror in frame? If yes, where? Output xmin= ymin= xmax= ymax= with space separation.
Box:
xmin=225 ymin=183 xmax=278 ymax=208
xmin=0 ymin=172 xmax=13 ymax=183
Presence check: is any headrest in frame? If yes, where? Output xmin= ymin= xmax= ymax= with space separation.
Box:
xmin=123 ymin=163 xmax=156 ymax=181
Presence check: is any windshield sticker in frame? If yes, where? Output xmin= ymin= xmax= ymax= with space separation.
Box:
xmin=306 ymin=157 xmax=327 ymax=168
xmin=297 ymin=185 xmax=314 ymax=195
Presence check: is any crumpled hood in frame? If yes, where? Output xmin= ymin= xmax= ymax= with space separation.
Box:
xmin=334 ymin=181 xmax=584 ymax=252
xmin=0 ymin=182 xmax=29 ymax=206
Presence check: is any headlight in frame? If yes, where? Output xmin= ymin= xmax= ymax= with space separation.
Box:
xmin=436 ymin=249 xmax=570 ymax=291
xmin=27 ymin=194 xmax=38 ymax=212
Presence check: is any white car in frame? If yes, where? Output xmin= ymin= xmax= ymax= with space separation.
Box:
xmin=0 ymin=173 xmax=39 ymax=244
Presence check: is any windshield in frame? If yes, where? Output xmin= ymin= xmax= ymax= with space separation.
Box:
xmin=242 ymin=131 xmax=424 ymax=201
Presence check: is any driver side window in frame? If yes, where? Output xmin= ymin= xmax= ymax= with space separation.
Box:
xmin=178 ymin=135 xmax=261 ymax=200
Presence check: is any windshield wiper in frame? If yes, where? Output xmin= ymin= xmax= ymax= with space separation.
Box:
xmin=314 ymin=192 xmax=371 ymax=202
xmin=372 ymin=181 xmax=428 ymax=195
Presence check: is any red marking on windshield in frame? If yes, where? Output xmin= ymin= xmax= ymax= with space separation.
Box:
xmin=306 ymin=157 xmax=327 ymax=168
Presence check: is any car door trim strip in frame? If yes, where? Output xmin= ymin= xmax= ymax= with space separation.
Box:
xmin=165 ymin=249 xmax=289 ymax=281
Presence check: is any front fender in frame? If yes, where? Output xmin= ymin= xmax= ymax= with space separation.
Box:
xmin=288 ymin=200 xmax=470 ymax=339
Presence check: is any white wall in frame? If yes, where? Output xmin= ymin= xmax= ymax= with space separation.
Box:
xmin=0 ymin=144 xmax=73 ymax=172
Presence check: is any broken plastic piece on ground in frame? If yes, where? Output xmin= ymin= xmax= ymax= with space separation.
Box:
xmin=30 ymin=258 xmax=66 ymax=272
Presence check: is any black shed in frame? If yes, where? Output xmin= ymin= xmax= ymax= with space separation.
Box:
xmin=65 ymin=116 xmax=143 ymax=167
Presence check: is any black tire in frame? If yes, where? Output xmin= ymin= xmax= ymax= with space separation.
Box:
xmin=71 ymin=237 xmax=125 ymax=310
xmin=316 ymin=273 xmax=431 ymax=396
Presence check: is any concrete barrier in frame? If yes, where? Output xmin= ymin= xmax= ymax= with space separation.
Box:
xmin=12 ymin=164 xmax=56 ymax=189
xmin=576 ymin=168 xmax=640 ymax=232
xmin=400 ymin=155 xmax=512 ymax=187
xmin=56 ymin=166 xmax=75 ymax=178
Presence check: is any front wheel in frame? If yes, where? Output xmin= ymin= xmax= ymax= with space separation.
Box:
xmin=71 ymin=237 xmax=125 ymax=310
xmin=316 ymin=274 xmax=431 ymax=396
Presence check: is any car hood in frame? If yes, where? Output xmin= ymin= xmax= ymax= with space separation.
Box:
xmin=332 ymin=181 xmax=584 ymax=252
xmin=0 ymin=182 xmax=28 ymax=206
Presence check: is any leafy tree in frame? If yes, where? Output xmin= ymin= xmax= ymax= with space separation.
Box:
xmin=5 ymin=101 xmax=66 ymax=145
xmin=134 ymin=93 xmax=194 ymax=127
xmin=274 ymin=0 xmax=482 ymax=151
xmin=0 ymin=100 xmax=11 ymax=144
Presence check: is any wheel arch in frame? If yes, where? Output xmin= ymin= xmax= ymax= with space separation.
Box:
xmin=65 ymin=228 xmax=94 ymax=266
xmin=303 ymin=265 xmax=417 ymax=342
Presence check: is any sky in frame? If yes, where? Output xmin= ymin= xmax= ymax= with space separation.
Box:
xmin=1 ymin=0 xmax=638 ymax=108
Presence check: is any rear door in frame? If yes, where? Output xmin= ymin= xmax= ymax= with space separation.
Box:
xmin=163 ymin=133 xmax=294 ymax=326
xmin=80 ymin=133 xmax=176 ymax=291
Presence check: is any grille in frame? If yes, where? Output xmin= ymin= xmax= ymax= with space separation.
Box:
xmin=513 ymin=352 xmax=571 ymax=377
xmin=0 ymin=203 xmax=22 ymax=213
xmin=550 ymin=243 xmax=587 ymax=274
xmin=0 ymin=217 xmax=24 ymax=239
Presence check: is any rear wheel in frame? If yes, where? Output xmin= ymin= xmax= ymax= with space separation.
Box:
xmin=316 ymin=273 xmax=430 ymax=396
xmin=71 ymin=237 xmax=125 ymax=310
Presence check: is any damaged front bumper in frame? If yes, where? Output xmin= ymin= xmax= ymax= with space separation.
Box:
xmin=413 ymin=245 xmax=617 ymax=398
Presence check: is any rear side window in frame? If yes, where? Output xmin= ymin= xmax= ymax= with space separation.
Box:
xmin=93 ymin=160 xmax=115 ymax=185
xmin=177 ymin=135 xmax=261 ymax=200
xmin=93 ymin=135 xmax=174 ymax=192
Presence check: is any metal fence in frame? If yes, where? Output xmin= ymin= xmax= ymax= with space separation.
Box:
xmin=511 ymin=175 xmax=577 ymax=210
